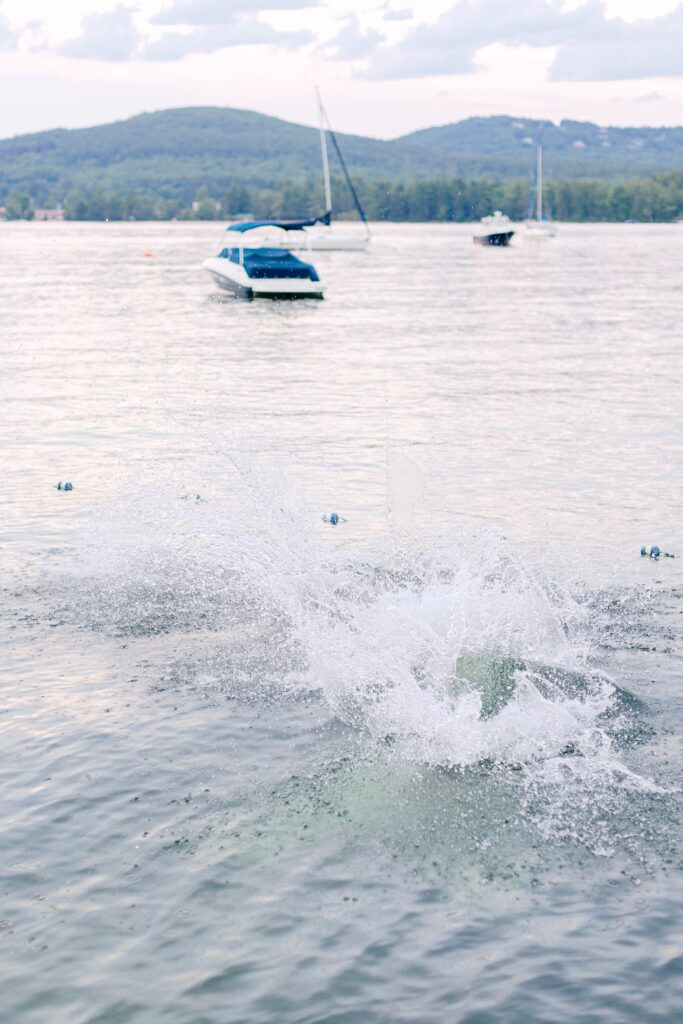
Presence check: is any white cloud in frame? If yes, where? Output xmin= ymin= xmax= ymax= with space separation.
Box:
xmin=326 ymin=15 xmax=384 ymax=60
xmin=383 ymin=7 xmax=414 ymax=22
xmin=144 ymin=19 xmax=312 ymax=59
xmin=551 ymin=6 xmax=683 ymax=80
xmin=152 ymin=0 xmax=319 ymax=24
xmin=59 ymin=5 xmax=141 ymax=61
xmin=0 ymin=7 xmax=20 ymax=50
xmin=51 ymin=0 xmax=315 ymax=63
xmin=362 ymin=0 xmax=683 ymax=82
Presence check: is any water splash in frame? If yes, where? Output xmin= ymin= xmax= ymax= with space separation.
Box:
xmin=55 ymin=445 xmax=656 ymax=790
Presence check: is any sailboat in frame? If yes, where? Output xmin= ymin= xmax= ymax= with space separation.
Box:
xmin=525 ymin=144 xmax=557 ymax=239
xmin=231 ymin=90 xmax=371 ymax=253
xmin=306 ymin=89 xmax=371 ymax=250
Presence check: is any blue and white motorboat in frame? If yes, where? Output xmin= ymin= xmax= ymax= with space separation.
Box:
xmin=202 ymin=218 xmax=326 ymax=299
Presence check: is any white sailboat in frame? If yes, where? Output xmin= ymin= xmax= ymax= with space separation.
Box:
xmin=525 ymin=144 xmax=557 ymax=239
xmin=305 ymin=88 xmax=371 ymax=251
xmin=234 ymin=90 xmax=371 ymax=253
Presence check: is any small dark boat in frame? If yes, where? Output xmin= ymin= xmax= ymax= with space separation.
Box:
xmin=473 ymin=211 xmax=515 ymax=246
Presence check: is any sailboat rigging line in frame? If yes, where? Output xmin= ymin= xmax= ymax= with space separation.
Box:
xmin=322 ymin=112 xmax=370 ymax=231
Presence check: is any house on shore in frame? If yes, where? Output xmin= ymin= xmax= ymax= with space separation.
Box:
xmin=34 ymin=208 xmax=65 ymax=221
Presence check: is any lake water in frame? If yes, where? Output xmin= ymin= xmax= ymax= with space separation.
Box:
xmin=1 ymin=221 xmax=682 ymax=1023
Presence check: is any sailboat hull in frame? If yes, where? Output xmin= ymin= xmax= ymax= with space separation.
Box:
xmin=244 ymin=228 xmax=369 ymax=252
xmin=283 ymin=233 xmax=369 ymax=252
xmin=524 ymin=221 xmax=557 ymax=239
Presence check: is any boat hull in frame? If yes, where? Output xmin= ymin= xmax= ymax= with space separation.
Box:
xmin=233 ymin=228 xmax=369 ymax=252
xmin=203 ymin=257 xmax=325 ymax=300
xmin=524 ymin=221 xmax=557 ymax=239
xmin=473 ymin=231 xmax=515 ymax=247
xmin=281 ymin=235 xmax=368 ymax=252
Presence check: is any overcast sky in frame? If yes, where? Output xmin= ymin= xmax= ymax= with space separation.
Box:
xmin=1 ymin=0 xmax=682 ymax=139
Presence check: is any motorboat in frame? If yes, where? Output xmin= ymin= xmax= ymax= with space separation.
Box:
xmin=525 ymin=143 xmax=557 ymax=239
xmin=473 ymin=211 xmax=515 ymax=246
xmin=227 ymin=90 xmax=370 ymax=253
xmin=202 ymin=218 xmax=325 ymax=299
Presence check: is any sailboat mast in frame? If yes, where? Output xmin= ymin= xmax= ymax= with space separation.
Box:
xmin=316 ymin=87 xmax=332 ymax=216
xmin=536 ymin=144 xmax=543 ymax=222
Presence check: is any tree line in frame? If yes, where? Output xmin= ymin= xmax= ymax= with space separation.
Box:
xmin=4 ymin=172 xmax=683 ymax=222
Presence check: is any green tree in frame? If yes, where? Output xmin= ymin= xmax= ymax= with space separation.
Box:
xmin=5 ymin=190 xmax=34 ymax=220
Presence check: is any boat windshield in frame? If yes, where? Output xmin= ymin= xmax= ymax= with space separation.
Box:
xmin=217 ymin=247 xmax=320 ymax=281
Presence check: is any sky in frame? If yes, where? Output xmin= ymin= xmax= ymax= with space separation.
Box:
xmin=1 ymin=0 xmax=682 ymax=139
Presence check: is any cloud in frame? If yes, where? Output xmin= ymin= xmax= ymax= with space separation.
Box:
xmin=0 ymin=10 xmax=19 ymax=50
xmin=59 ymin=5 xmax=141 ymax=61
xmin=152 ymin=0 xmax=318 ymax=24
xmin=364 ymin=0 xmax=568 ymax=79
xmin=631 ymin=91 xmax=665 ymax=103
xmin=362 ymin=0 xmax=683 ymax=82
xmin=55 ymin=1 xmax=313 ymax=63
xmin=550 ymin=8 xmax=683 ymax=81
xmin=327 ymin=15 xmax=384 ymax=60
xmin=383 ymin=8 xmax=413 ymax=22
xmin=144 ymin=19 xmax=313 ymax=60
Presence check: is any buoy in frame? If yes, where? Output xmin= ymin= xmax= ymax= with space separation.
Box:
xmin=56 ymin=481 xmax=73 ymax=491
xmin=641 ymin=545 xmax=675 ymax=559
xmin=322 ymin=512 xmax=345 ymax=525
xmin=143 ymin=252 xmax=154 ymax=258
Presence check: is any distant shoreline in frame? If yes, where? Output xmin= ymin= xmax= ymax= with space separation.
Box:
xmin=3 ymin=168 xmax=682 ymax=225
xmin=3 ymin=218 xmax=681 ymax=226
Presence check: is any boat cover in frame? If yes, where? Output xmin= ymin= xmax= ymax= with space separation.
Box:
xmin=227 ymin=213 xmax=330 ymax=233
xmin=218 ymin=247 xmax=320 ymax=281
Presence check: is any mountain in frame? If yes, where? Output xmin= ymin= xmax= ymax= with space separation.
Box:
xmin=398 ymin=116 xmax=683 ymax=179
xmin=1 ymin=107 xmax=682 ymax=207
xmin=0 ymin=106 xmax=449 ymax=206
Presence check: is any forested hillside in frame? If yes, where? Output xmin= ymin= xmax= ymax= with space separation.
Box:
xmin=399 ymin=116 xmax=683 ymax=179
xmin=1 ymin=106 xmax=682 ymax=221
xmin=3 ymin=107 xmax=683 ymax=208
xmin=0 ymin=107 xmax=447 ymax=207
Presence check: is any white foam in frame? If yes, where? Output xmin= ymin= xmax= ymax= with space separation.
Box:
xmin=70 ymin=446 xmax=648 ymax=786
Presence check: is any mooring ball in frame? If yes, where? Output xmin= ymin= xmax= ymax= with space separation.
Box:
xmin=329 ymin=512 xmax=339 ymax=526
